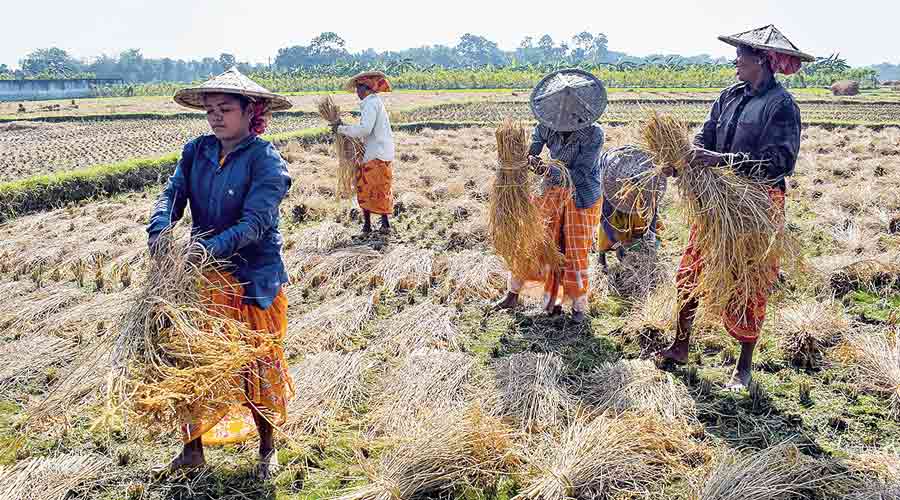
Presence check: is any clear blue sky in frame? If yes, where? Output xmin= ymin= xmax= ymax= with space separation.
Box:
xmin=7 ymin=0 xmax=898 ymax=68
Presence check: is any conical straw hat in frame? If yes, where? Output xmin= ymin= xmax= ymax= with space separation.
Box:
xmin=344 ymin=70 xmax=392 ymax=93
xmin=718 ymin=25 xmax=815 ymax=63
xmin=530 ymin=69 xmax=607 ymax=132
xmin=601 ymin=145 xmax=667 ymax=215
xmin=174 ymin=67 xmax=293 ymax=111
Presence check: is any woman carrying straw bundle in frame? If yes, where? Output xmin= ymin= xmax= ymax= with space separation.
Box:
xmin=146 ymin=67 xmax=294 ymax=478
xmin=334 ymin=71 xmax=395 ymax=235
xmin=658 ymin=25 xmax=812 ymax=390
xmin=494 ymin=69 xmax=607 ymax=324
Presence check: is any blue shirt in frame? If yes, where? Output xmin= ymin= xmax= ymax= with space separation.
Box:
xmin=528 ymin=124 xmax=605 ymax=209
xmin=147 ymin=134 xmax=292 ymax=309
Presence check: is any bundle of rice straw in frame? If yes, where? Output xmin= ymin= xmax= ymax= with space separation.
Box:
xmin=317 ymin=96 xmax=364 ymax=200
xmin=370 ymin=300 xmax=461 ymax=357
xmin=337 ymin=405 xmax=516 ymax=500
xmin=289 ymin=245 xmax=382 ymax=294
xmin=442 ymin=250 xmax=507 ymax=303
xmin=777 ymin=298 xmax=849 ymax=369
xmin=844 ymin=327 xmax=900 ymax=416
xmin=367 ymin=349 xmax=476 ymax=436
xmin=0 ymin=453 xmax=111 ymax=500
xmin=845 ymin=450 xmax=900 ymax=500
xmin=516 ymin=413 xmax=700 ymax=500
xmin=0 ymin=334 xmax=80 ymax=398
xmin=284 ymin=293 xmax=377 ymax=356
xmin=284 ymin=352 xmax=372 ymax=437
xmin=489 ymin=119 xmax=567 ymax=278
xmin=369 ymin=246 xmax=438 ymax=292
xmin=582 ymin=359 xmax=697 ymax=424
xmin=606 ymin=238 xmax=668 ymax=300
xmin=630 ymin=111 xmax=796 ymax=318
xmin=491 ymin=352 xmax=573 ymax=432
xmin=694 ymin=444 xmax=828 ymax=500
xmin=108 ymin=232 xmax=275 ymax=430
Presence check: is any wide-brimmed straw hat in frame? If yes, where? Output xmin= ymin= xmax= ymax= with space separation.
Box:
xmin=600 ymin=145 xmax=667 ymax=215
xmin=174 ymin=67 xmax=293 ymax=111
xmin=530 ymin=69 xmax=607 ymax=132
xmin=718 ymin=25 xmax=815 ymax=63
xmin=344 ymin=70 xmax=392 ymax=93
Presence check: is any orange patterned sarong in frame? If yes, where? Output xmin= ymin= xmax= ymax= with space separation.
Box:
xmin=357 ymin=159 xmax=394 ymax=215
xmin=676 ymin=188 xmax=785 ymax=343
xmin=511 ymin=187 xmax=601 ymax=312
xmin=180 ymin=272 xmax=293 ymax=445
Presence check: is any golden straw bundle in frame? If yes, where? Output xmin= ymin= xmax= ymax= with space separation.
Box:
xmin=489 ymin=119 xmax=567 ymax=278
xmin=317 ymin=96 xmax=364 ymax=200
xmin=108 ymin=231 xmax=275 ymax=430
xmin=630 ymin=111 xmax=796 ymax=318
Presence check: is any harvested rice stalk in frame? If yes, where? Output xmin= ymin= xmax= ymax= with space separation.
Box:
xmin=318 ymin=96 xmax=364 ymax=200
xmin=368 ymin=349 xmax=476 ymax=436
xmin=443 ymin=250 xmax=507 ymax=303
xmin=582 ymin=359 xmax=697 ymax=424
xmin=0 ymin=284 xmax=87 ymax=335
xmin=844 ymin=328 xmax=900 ymax=416
xmin=694 ymin=444 xmax=827 ymax=500
xmin=516 ymin=413 xmax=699 ymax=500
xmin=607 ymin=238 xmax=668 ymax=300
xmin=830 ymin=259 xmax=900 ymax=297
xmin=295 ymin=221 xmax=352 ymax=252
xmin=285 ymin=293 xmax=377 ymax=356
xmin=371 ymin=300 xmax=460 ymax=357
xmin=489 ymin=119 xmax=566 ymax=278
xmin=621 ymin=285 xmax=678 ymax=356
xmin=285 ymin=352 xmax=372 ymax=437
xmin=0 ymin=334 xmax=80 ymax=397
xmin=845 ymin=450 xmax=900 ymax=499
xmin=631 ymin=111 xmax=797 ymax=319
xmin=290 ymin=245 xmax=382 ymax=293
xmin=108 ymin=231 xmax=276 ymax=430
xmin=491 ymin=352 xmax=573 ymax=432
xmin=778 ymin=298 xmax=849 ymax=369
xmin=0 ymin=453 xmax=111 ymax=500
xmin=338 ymin=405 xmax=516 ymax=500
xmin=369 ymin=246 xmax=438 ymax=292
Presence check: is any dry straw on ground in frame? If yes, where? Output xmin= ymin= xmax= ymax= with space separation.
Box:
xmin=337 ymin=405 xmax=516 ymax=500
xmin=318 ymin=96 xmax=364 ymax=200
xmin=606 ymin=239 xmax=668 ymax=300
xmin=693 ymin=444 xmax=830 ymax=500
xmin=367 ymin=349 xmax=476 ymax=436
xmin=284 ymin=351 xmax=372 ymax=437
xmin=442 ymin=250 xmax=507 ymax=303
xmin=582 ymin=359 xmax=697 ymax=424
xmin=370 ymin=300 xmax=460 ymax=357
xmin=488 ymin=119 xmax=565 ymax=278
xmin=633 ymin=111 xmax=796 ymax=319
xmin=516 ymin=413 xmax=700 ymax=500
xmin=777 ymin=298 xmax=849 ymax=369
xmin=0 ymin=453 xmax=111 ymax=500
xmin=491 ymin=352 xmax=573 ymax=432
xmin=285 ymin=293 xmax=378 ymax=356
xmin=844 ymin=327 xmax=900 ymax=416
xmin=289 ymin=245 xmax=382 ymax=294
xmin=108 ymin=232 xmax=275 ymax=430
xmin=369 ymin=246 xmax=438 ymax=292
xmin=0 ymin=334 xmax=80 ymax=397
xmin=845 ymin=450 xmax=900 ymax=500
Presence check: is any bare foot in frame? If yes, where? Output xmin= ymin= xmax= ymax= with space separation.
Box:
xmin=256 ymin=449 xmax=279 ymax=481
xmin=658 ymin=341 xmax=689 ymax=366
xmin=725 ymin=368 xmax=752 ymax=392
xmin=492 ymin=292 xmax=519 ymax=311
xmin=547 ymin=305 xmax=563 ymax=317
xmin=153 ymin=447 xmax=205 ymax=479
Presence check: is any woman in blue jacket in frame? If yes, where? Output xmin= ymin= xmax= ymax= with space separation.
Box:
xmin=146 ymin=68 xmax=293 ymax=479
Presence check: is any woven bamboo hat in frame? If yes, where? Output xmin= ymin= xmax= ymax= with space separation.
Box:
xmin=174 ymin=67 xmax=292 ymax=111
xmin=530 ymin=69 xmax=607 ymax=132
xmin=600 ymin=145 xmax=667 ymax=215
xmin=718 ymin=25 xmax=815 ymax=63
xmin=344 ymin=70 xmax=392 ymax=93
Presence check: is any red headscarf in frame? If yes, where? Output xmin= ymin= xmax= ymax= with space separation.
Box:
xmin=356 ymin=75 xmax=392 ymax=93
xmin=767 ymin=51 xmax=802 ymax=75
xmin=250 ymin=100 xmax=271 ymax=135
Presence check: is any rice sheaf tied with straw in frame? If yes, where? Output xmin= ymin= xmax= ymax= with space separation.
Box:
xmin=318 ymin=96 xmax=365 ymax=200
xmin=625 ymin=111 xmax=796 ymax=318
xmin=489 ymin=119 xmax=571 ymax=278
xmin=108 ymin=232 xmax=275 ymax=430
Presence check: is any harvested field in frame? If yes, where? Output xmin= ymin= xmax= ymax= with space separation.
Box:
xmin=0 ymin=121 xmax=899 ymax=499
xmin=0 ymin=114 xmax=318 ymax=181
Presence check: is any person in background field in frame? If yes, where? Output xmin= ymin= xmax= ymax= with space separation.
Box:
xmin=146 ymin=67 xmax=294 ymax=479
xmin=658 ymin=25 xmax=812 ymax=390
xmin=494 ymin=69 xmax=608 ymax=324
xmin=335 ymin=70 xmax=395 ymax=235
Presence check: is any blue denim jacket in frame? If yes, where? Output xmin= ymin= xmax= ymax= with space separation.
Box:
xmin=528 ymin=124 xmax=605 ymax=209
xmin=147 ymin=134 xmax=292 ymax=309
